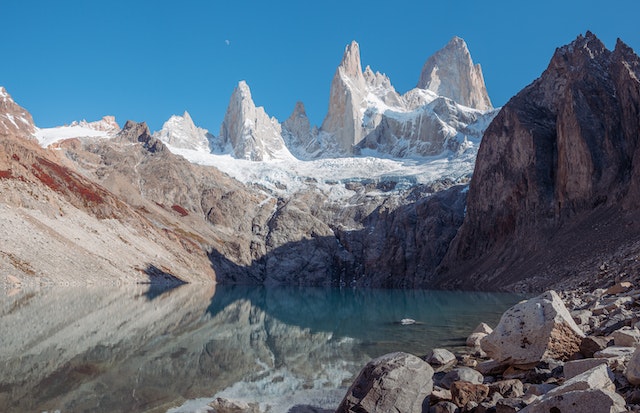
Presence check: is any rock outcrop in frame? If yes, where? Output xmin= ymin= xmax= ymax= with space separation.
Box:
xmin=417 ymin=36 xmax=493 ymax=110
xmin=438 ymin=32 xmax=640 ymax=291
xmin=0 ymin=87 xmax=35 ymax=138
xmin=215 ymin=81 xmax=292 ymax=161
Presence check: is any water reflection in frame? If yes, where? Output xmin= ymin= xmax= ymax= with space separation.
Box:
xmin=0 ymin=284 xmax=524 ymax=413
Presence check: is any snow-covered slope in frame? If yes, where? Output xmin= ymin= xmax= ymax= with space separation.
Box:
xmin=35 ymin=116 xmax=119 ymax=147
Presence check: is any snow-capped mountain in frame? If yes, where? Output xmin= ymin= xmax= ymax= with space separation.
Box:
xmin=213 ymin=81 xmax=294 ymax=161
xmin=153 ymin=111 xmax=212 ymax=152
xmin=317 ymin=38 xmax=497 ymax=158
xmin=177 ymin=36 xmax=496 ymax=162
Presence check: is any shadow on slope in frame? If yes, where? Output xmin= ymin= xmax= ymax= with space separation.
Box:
xmin=208 ymin=185 xmax=468 ymax=289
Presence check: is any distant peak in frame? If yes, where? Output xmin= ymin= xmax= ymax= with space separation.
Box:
xmin=339 ymin=40 xmax=363 ymax=78
xmin=234 ymin=80 xmax=253 ymax=100
xmin=417 ymin=36 xmax=492 ymax=110
xmin=292 ymin=101 xmax=306 ymax=116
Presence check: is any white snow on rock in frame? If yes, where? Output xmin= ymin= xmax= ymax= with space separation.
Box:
xmin=35 ymin=116 xmax=119 ymax=147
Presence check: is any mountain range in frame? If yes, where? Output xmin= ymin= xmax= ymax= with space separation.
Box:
xmin=2 ymin=32 xmax=639 ymax=292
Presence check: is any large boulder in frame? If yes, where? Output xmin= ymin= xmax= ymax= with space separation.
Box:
xmin=624 ymin=345 xmax=640 ymax=385
xmin=481 ymin=291 xmax=585 ymax=365
xmin=521 ymin=364 xmax=625 ymax=413
xmin=335 ymin=352 xmax=433 ymax=413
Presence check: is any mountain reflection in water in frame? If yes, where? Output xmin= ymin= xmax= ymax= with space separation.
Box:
xmin=0 ymin=284 xmax=525 ymax=413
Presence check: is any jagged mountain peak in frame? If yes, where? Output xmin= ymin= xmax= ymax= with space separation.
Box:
xmin=154 ymin=111 xmax=212 ymax=153
xmin=417 ymin=36 xmax=492 ymax=110
xmin=339 ymin=40 xmax=363 ymax=80
xmin=217 ymin=80 xmax=293 ymax=161
xmin=0 ymin=86 xmax=36 ymax=138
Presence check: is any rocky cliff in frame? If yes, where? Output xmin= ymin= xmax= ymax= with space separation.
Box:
xmin=0 ymin=87 xmax=36 ymax=138
xmin=437 ymin=32 xmax=640 ymax=291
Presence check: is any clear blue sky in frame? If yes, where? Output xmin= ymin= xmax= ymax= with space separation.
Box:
xmin=1 ymin=1 xmax=638 ymax=134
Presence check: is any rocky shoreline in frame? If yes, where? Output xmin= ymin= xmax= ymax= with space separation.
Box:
xmin=336 ymin=284 xmax=640 ymax=412
xmin=209 ymin=282 xmax=640 ymax=412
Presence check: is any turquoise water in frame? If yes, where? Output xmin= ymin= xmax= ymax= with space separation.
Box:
xmin=0 ymin=284 xmax=525 ymax=412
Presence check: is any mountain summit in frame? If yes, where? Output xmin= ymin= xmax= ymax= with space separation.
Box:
xmin=215 ymin=81 xmax=293 ymax=161
xmin=417 ymin=36 xmax=492 ymax=110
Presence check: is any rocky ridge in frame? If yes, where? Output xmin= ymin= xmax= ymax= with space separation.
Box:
xmin=437 ymin=32 xmax=640 ymax=291
xmin=204 ymin=37 xmax=495 ymax=160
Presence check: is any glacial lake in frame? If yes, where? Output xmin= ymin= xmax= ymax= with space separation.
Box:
xmin=0 ymin=284 xmax=526 ymax=413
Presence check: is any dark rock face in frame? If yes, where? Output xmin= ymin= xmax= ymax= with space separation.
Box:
xmin=437 ymin=32 xmax=640 ymax=290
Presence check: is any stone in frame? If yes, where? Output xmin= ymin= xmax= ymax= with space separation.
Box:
xmin=545 ymin=364 xmax=616 ymax=396
xmin=431 ymin=386 xmax=452 ymax=402
xmin=473 ymin=322 xmax=494 ymax=335
xmin=563 ymin=358 xmax=609 ymax=379
xmin=523 ymin=383 xmax=557 ymax=397
xmin=606 ymin=281 xmax=633 ymax=295
xmin=480 ymin=291 xmax=585 ymax=365
xmin=488 ymin=379 xmax=524 ymax=398
xmin=613 ymin=327 xmax=640 ymax=347
xmin=519 ymin=388 xmax=626 ymax=413
xmin=495 ymin=398 xmax=527 ymax=413
xmin=440 ymin=367 xmax=484 ymax=389
xmin=426 ymin=348 xmax=457 ymax=367
xmin=580 ymin=335 xmax=612 ymax=358
xmin=450 ymin=381 xmax=489 ymax=407
xmin=624 ymin=346 xmax=640 ymax=385
xmin=594 ymin=346 xmax=636 ymax=363
xmin=335 ymin=352 xmax=433 ymax=413
xmin=476 ymin=359 xmax=507 ymax=376
xmin=430 ymin=401 xmax=459 ymax=413
xmin=466 ymin=332 xmax=488 ymax=348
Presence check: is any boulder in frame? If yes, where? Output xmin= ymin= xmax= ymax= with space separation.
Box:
xmin=521 ymin=363 xmax=620 ymax=413
xmin=624 ymin=345 xmax=640 ymax=385
xmin=481 ymin=291 xmax=585 ymax=365
xmin=450 ymin=381 xmax=489 ymax=407
xmin=426 ymin=348 xmax=457 ymax=367
xmin=563 ymin=358 xmax=608 ymax=379
xmin=580 ymin=335 xmax=612 ymax=357
xmin=472 ymin=322 xmax=494 ymax=335
xmin=430 ymin=401 xmax=459 ymax=413
xmin=466 ymin=332 xmax=487 ymax=348
xmin=613 ymin=327 xmax=640 ymax=347
xmin=335 ymin=352 xmax=433 ymax=413
xmin=495 ymin=398 xmax=527 ymax=413
xmin=488 ymin=379 xmax=524 ymax=398
xmin=519 ymin=388 xmax=626 ymax=413
xmin=440 ymin=367 xmax=484 ymax=389
xmin=594 ymin=346 xmax=636 ymax=363
xmin=545 ymin=364 xmax=616 ymax=396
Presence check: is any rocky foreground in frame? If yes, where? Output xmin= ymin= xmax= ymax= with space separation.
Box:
xmin=209 ymin=282 xmax=640 ymax=412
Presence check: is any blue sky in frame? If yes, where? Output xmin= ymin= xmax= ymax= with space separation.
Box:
xmin=1 ymin=1 xmax=638 ymax=133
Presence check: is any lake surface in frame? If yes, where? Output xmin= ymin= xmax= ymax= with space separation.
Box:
xmin=0 ymin=284 xmax=526 ymax=413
